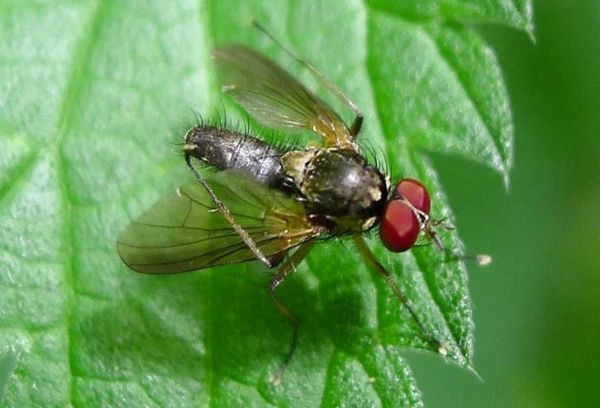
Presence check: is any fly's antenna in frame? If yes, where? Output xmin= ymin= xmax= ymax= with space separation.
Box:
xmin=424 ymin=220 xmax=492 ymax=267
xmin=251 ymin=20 xmax=363 ymax=136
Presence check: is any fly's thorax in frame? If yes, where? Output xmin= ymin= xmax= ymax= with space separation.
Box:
xmin=280 ymin=148 xmax=319 ymax=188
xmin=282 ymin=148 xmax=387 ymax=232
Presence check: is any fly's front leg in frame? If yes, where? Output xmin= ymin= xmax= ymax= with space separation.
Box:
xmin=353 ymin=235 xmax=448 ymax=355
xmin=268 ymin=241 xmax=315 ymax=384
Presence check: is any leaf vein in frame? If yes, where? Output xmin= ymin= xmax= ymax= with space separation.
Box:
xmin=51 ymin=0 xmax=109 ymax=406
xmin=0 ymin=150 xmax=39 ymax=207
xmin=420 ymin=25 xmax=506 ymax=169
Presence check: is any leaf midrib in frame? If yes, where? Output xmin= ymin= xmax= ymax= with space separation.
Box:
xmin=49 ymin=0 xmax=107 ymax=405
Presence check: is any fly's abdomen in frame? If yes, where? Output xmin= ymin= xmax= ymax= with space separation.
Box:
xmin=184 ymin=125 xmax=285 ymax=187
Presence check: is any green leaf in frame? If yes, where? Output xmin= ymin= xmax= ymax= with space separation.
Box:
xmin=0 ymin=351 xmax=17 ymax=404
xmin=367 ymin=0 xmax=533 ymax=34
xmin=0 ymin=0 xmax=527 ymax=406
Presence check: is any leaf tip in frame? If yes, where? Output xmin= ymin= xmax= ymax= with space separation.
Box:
xmin=502 ymin=169 xmax=511 ymax=192
xmin=466 ymin=363 xmax=484 ymax=383
xmin=526 ymin=24 xmax=536 ymax=44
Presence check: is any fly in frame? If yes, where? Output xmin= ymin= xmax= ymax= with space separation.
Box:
xmin=117 ymin=22 xmax=490 ymax=382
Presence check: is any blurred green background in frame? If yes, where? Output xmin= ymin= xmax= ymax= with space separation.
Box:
xmin=408 ymin=1 xmax=600 ymax=407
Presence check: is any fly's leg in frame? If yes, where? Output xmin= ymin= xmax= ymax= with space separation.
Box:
xmin=251 ymin=20 xmax=364 ymax=137
xmin=352 ymin=235 xmax=448 ymax=355
xmin=184 ymin=152 xmax=273 ymax=268
xmin=268 ymin=241 xmax=315 ymax=384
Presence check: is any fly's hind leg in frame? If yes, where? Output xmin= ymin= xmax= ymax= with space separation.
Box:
xmin=268 ymin=241 xmax=315 ymax=385
xmin=184 ymin=152 xmax=274 ymax=268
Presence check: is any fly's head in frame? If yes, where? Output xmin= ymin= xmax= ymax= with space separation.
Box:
xmin=379 ymin=178 xmax=432 ymax=252
xmin=379 ymin=178 xmax=491 ymax=265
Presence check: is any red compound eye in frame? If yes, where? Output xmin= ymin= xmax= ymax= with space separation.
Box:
xmin=396 ymin=178 xmax=431 ymax=214
xmin=379 ymin=200 xmax=420 ymax=252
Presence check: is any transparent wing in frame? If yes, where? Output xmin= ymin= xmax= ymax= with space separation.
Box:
xmin=213 ymin=45 xmax=355 ymax=149
xmin=117 ymin=171 xmax=318 ymax=274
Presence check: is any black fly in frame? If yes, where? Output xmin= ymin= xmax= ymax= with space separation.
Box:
xmin=117 ymin=23 xmax=490 ymax=383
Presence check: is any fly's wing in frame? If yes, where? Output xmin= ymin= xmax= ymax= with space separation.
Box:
xmin=213 ymin=45 xmax=355 ymax=149
xmin=117 ymin=171 xmax=318 ymax=274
